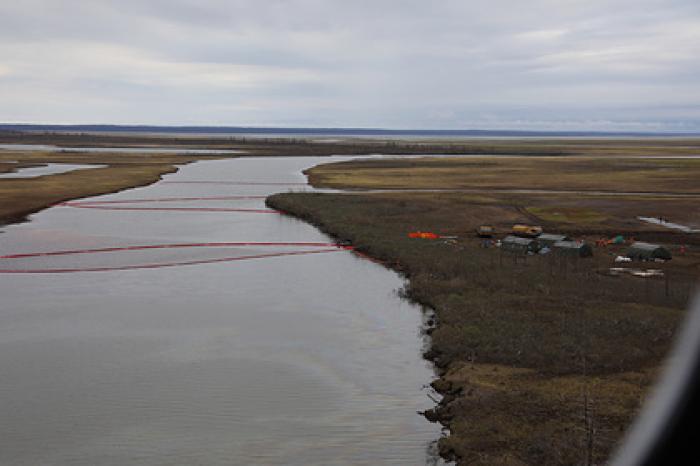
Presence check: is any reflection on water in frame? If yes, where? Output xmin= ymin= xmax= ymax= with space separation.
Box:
xmin=0 ymin=157 xmax=443 ymax=465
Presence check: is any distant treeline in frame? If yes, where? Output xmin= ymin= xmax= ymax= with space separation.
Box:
xmin=0 ymin=130 xmax=572 ymax=156
xmin=1 ymin=123 xmax=696 ymax=138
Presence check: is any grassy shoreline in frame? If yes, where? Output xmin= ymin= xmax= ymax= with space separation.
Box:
xmin=0 ymin=149 xmax=215 ymax=226
xmin=266 ymin=155 xmax=698 ymax=465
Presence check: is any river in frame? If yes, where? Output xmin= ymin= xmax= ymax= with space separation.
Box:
xmin=0 ymin=157 xmax=443 ymax=465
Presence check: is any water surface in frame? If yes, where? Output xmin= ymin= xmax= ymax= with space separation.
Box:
xmin=0 ymin=157 xmax=442 ymax=465
xmin=0 ymin=163 xmax=105 ymax=178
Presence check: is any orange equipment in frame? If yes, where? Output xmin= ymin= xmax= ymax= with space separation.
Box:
xmin=511 ymin=224 xmax=543 ymax=238
xmin=408 ymin=231 xmax=439 ymax=239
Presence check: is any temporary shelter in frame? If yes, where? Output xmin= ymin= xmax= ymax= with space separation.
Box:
xmin=625 ymin=242 xmax=672 ymax=261
xmin=537 ymin=233 xmax=571 ymax=248
xmin=501 ymin=235 xmax=539 ymax=255
xmin=552 ymin=241 xmax=594 ymax=258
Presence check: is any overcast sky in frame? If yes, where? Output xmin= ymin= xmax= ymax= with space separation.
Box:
xmin=1 ymin=0 xmax=699 ymax=131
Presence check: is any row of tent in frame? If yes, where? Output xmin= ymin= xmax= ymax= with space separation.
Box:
xmin=501 ymin=233 xmax=672 ymax=261
xmin=501 ymin=233 xmax=593 ymax=257
xmin=626 ymin=242 xmax=672 ymax=261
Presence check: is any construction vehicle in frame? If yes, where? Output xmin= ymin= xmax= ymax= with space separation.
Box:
xmin=512 ymin=224 xmax=543 ymax=238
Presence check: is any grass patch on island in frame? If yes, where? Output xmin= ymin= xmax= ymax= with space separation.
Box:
xmin=526 ymin=206 xmax=608 ymax=225
xmin=305 ymin=156 xmax=700 ymax=194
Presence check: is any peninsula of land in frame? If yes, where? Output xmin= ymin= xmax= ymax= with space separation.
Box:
xmin=267 ymin=150 xmax=700 ymax=465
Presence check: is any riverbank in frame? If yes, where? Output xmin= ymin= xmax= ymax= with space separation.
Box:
xmin=266 ymin=155 xmax=699 ymax=465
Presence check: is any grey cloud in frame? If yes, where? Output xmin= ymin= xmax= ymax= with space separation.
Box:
xmin=1 ymin=0 xmax=699 ymax=130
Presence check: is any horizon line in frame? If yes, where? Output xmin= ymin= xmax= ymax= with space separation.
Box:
xmin=1 ymin=123 xmax=700 ymax=137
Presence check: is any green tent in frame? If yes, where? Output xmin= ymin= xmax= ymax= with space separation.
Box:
xmin=626 ymin=242 xmax=672 ymax=261
xmin=501 ymin=235 xmax=539 ymax=255
xmin=537 ymin=233 xmax=571 ymax=248
xmin=552 ymin=241 xmax=593 ymax=258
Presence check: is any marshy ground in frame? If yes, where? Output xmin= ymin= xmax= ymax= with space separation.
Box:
xmin=268 ymin=149 xmax=700 ymax=465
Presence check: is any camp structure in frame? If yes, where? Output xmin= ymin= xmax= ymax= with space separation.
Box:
xmin=476 ymin=225 xmax=495 ymax=238
xmin=536 ymin=233 xmax=571 ymax=248
xmin=625 ymin=242 xmax=672 ymax=261
xmin=552 ymin=240 xmax=593 ymax=258
xmin=501 ymin=235 xmax=539 ymax=255
xmin=512 ymin=224 xmax=543 ymax=238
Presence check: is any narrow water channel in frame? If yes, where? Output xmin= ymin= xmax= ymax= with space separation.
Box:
xmin=0 ymin=163 xmax=106 ymax=179
xmin=0 ymin=157 xmax=442 ymax=465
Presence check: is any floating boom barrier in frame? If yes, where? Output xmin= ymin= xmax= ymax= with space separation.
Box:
xmin=58 ymin=196 xmax=279 ymax=214
xmin=0 ymin=242 xmax=354 ymax=274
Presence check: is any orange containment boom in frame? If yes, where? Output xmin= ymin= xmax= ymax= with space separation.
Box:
xmin=408 ymin=231 xmax=440 ymax=239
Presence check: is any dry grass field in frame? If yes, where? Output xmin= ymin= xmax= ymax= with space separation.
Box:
xmin=306 ymin=156 xmax=700 ymax=194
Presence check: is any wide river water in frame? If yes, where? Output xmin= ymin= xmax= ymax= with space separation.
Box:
xmin=0 ymin=157 xmax=443 ymax=465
